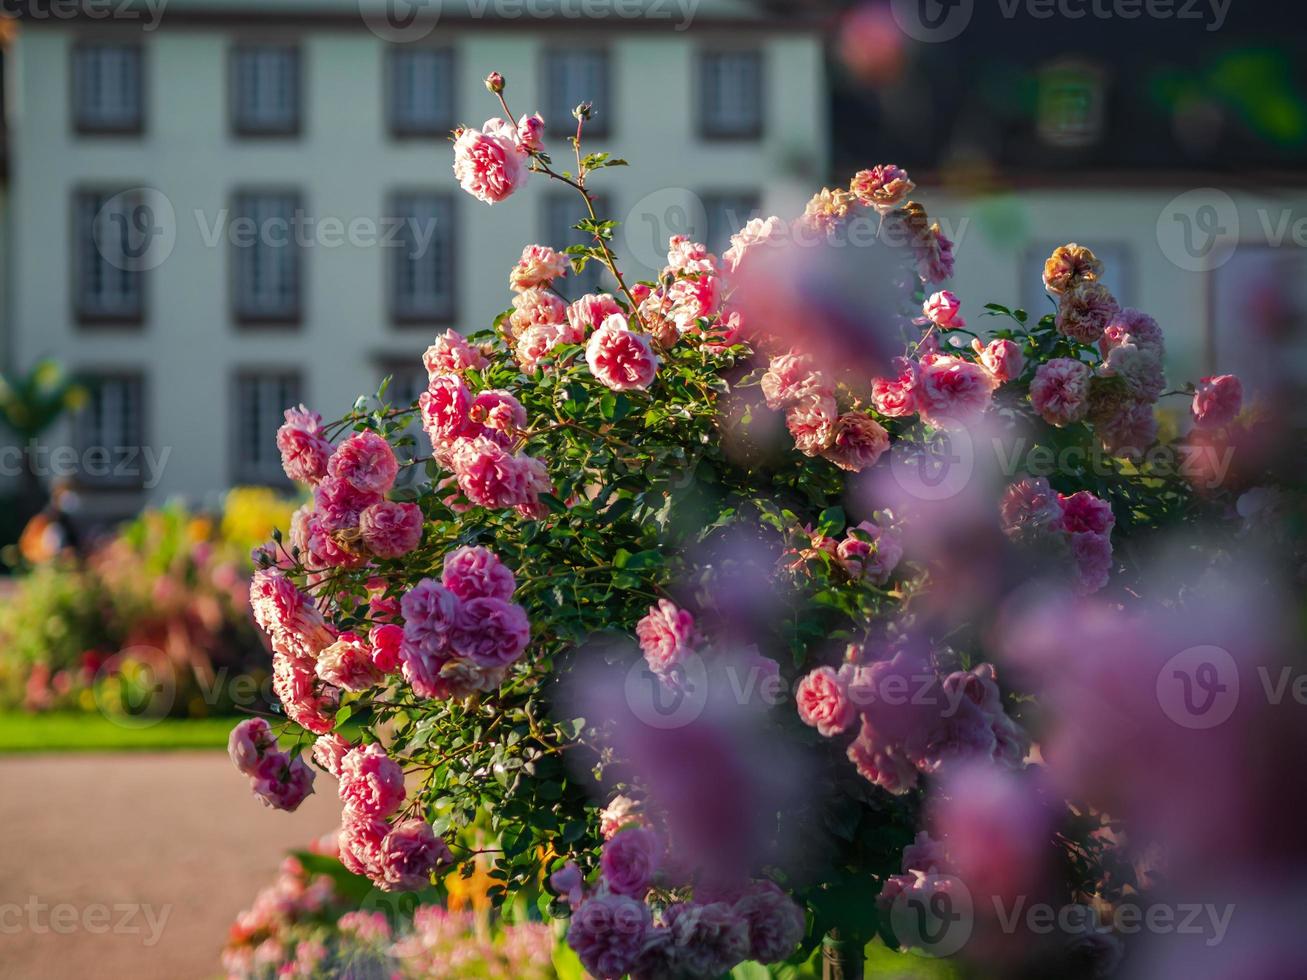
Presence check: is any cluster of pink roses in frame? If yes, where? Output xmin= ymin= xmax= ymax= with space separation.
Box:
xmin=228 ymin=716 xmax=315 ymax=811
xmin=398 ymin=545 xmax=531 ymax=701
xmin=250 ymin=569 xmax=340 ymax=733
xmin=1001 ymin=480 xmax=1116 ymax=593
xmin=222 ymin=847 xmax=339 ymax=977
xmin=792 ymin=518 xmax=904 ymax=586
xmin=795 ymin=652 xmax=1028 ymax=796
xmin=556 ymin=801 xmax=805 ymax=979
xmin=762 ymin=352 xmax=891 ymax=471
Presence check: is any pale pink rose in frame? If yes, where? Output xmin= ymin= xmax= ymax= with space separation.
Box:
xmin=449 ymin=437 xmax=547 ymax=510
xmin=723 ymin=216 xmax=785 ymax=275
xmin=599 ymin=795 xmax=646 ymax=839
xmin=312 ymin=475 xmax=382 ymax=534
xmin=585 ymin=315 xmax=660 ymax=391
xmin=1070 ymin=530 xmax=1113 ymax=594
xmin=509 ymin=243 xmax=567 ymax=292
xmin=516 ymin=323 xmax=563 ymax=373
xmin=919 ymin=289 xmax=965 ymax=329
xmin=666 ymin=274 xmax=722 ymax=333
xmin=368 ymin=623 xmax=404 ymax=674
xmin=250 ymin=569 xmax=335 ymax=663
xmin=276 ymin=405 xmax=333 ymax=484
xmin=567 ymin=293 xmax=624 ymax=338
xmin=1097 ymin=399 xmax=1158 ymax=457
xmin=1101 ymin=342 xmax=1165 ymax=402
xmin=1056 ymin=281 xmax=1119 ymax=345
xmin=704 ymin=308 xmax=746 ymax=352
xmin=795 ymin=666 xmax=855 ymax=737
xmin=379 ymin=820 xmax=453 ymax=892
xmin=228 ymin=717 xmax=275 ymax=775
xmin=999 ymin=477 xmax=1062 ymax=537
xmin=972 ymin=338 xmax=1025 ymax=384
xmin=272 ymin=652 xmax=339 ymax=734
xmin=798 ymin=188 xmax=856 ymax=236
xmin=442 ymin=545 xmax=516 ymax=601
xmin=786 ymin=394 xmax=838 ymax=456
xmin=916 ymin=353 xmax=995 ymax=425
xmin=872 ymin=357 xmax=920 ymax=418
xmin=664 ymin=901 xmax=751 ymax=979
xmin=359 ymin=500 xmax=423 ymax=558
xmin=327 ymin=431 xmax=398 ymax=496
xmin=1192 ymin=374 xmax=1243 ymax=429
xmin=422 ymin=329 xmax=488 ymax=379
xmin=760 ymin=352 xmax=832 ymax=411
xmin=566 ymin=893 xmax=651 ymax=980
xmin=509 ymin=287 xmax=569 ymax=339
xmin=914 ymin=222 xmax=955 ymax=283
xmin=316 ymin=632 xmax=384 ymax=692
xmin=448 ymin=596 xmax=531 ymax=668
xmin=251 ymin=751 xmax=316 ymax=812
xmin=516 ymin=112 xmax=546 ymax=153
xmin=822 ymin=413 xmax=890 ymax=472
xmin=339 ymin=812 xmax=388 ymax=878
xmin=1030 ymin=357 xmax=1091 ymax=426
xmin=733 ymin=881 xmax=806 ymax=964
xmin=311 ymin=733 xmax=352 ymax=778
xmin=1099 ymin=307 xmax=1164 ymax=360
xmin=339 ymin=743 xmax=406 ymax=818
xmin=846 ymin=717 xmax=918 ymax=795
xmin=837 ymin=521 xmax=903 ymax=585
xmin=601 ymin=826 xmax=660 ymax=897
xmin=850 ymin=163 xmax=915 ymax=211
xmin=469 ymin=389 xmax=527 ymax=445
xmin=400 ymin=578 xmax=459 ymax=660
xmin=635 ymin=599 xmax=696 ymax=675
xmin=1058 ymin=491 xmax=1115 ymax=536
xmin=666 ymin=235 xmax=718 ymax=276
xmin=419 ymin=374 xmax=475 ymax=452
xmin=452 ymin=118 xmax=529 ymax=204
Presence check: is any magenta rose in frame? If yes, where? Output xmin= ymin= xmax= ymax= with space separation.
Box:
xmin=449 ymin=597 xmax=531 ymax=668
xmin=635 ymin=599 xmax=696 ymax=675
xmin=733 ymin=880 xmax=806 ymax=964
xmin=586 ymin=315 xmax=660 ymax=391
xmin=359 ymin=500 xmax=423 ymax=559
xmin=600 ymin=827 xmax=661 ymax=898
xmin=400 ymin=578 xmax=460 ymax=660
xmin=1057 ymin=491 xmax=1115 ymax=536
xmin=369 ymin=623 xmax=404 ymax=674
xmin=566 ymin=894 xmax=650 ymax=980
xmin=441 ymin=545 xmax=516 ymax=601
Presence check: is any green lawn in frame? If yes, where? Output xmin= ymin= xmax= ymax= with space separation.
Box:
xmin=0 ymin=711 xmax=235 ymax=752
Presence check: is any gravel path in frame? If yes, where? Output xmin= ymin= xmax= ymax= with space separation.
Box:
xmin=0 ymin=752 xmax=340 ymax=979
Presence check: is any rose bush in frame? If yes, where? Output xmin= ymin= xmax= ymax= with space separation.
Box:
xmin=229 ymin=74 xmax=1292 ymax=978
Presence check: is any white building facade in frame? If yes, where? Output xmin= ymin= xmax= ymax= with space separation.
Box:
xmin=1 ymin=0 xmax=828 ymax=512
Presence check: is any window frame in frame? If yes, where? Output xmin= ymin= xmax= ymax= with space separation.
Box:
xmin=229 ymin=41 xmax=303 ymax=139
xmin=230 ymin=369 xmax=303 ymax=487
xmin=71 ymin=40 xmax=146 ymax=136
xmin=72 ymin=186 xmax=147 ymax=326
xmin=386 ymin=45 xmax=458 ymax=140
xmin=229 ymin=187 xmax=306 ymax=327
xmin=543 ymin=190 xmax=611 ymax=300
xmin=387 ymin=189 xmax=459 ymax=327
xmin=697 ymin=48 xmax=766 ymax=142
xmin=72 ymin=370 xmax=148 ymax=491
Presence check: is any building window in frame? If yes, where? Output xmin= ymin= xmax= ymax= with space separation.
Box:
xmin=545 ymin=50 xmax=610 ymax=138
xmin=545 ymin=193 xmax=609 ymax=299
xmin=232 ymin=191 xmax=303 ymax=323
xmin=234 ymin=371 xmax=301 ymax=484
xmin=74 ymin=373 xmax=146 ymax=488
xmin=389 ymin=193 xmax=456 ymax=323
xmin=231 ymin=44 xmax=301 ymax=136
xmin=1037 ymin=60 xmax=1105 ymax=149
xmin=388 ymin=48 xmax=456 ymax=137
xmin=700 ymin=50 xmax=764 ymax=139
xmin=74 ymin=190 xmax=145 ymax=323
xmin=703 ymin=192 xmax=762 ymax=255
xmin=72 ymin=43 xmax=143 ymax=134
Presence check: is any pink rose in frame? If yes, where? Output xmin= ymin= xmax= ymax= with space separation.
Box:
xmin=515 ymin=323 xmax=563 ymax=373
xmin=822 ymin=413 xmax=890 ymax=472
xmin=733 ymin=881 xmax=806 ymax=964
xmin=249 ymin=569 xmax=335 ymax=663
xmin=914 ymin=222 xmax=955 ymax=283
xmin=327 ymin=431 xmax=398 ymax=496
xmin=452 ymin=118 xmax=529 ymax=204
xmin=510 ymin=287 xmax=568 ymax=339
xmin=723 ymin=216 xmax=785 ymax=275
xmin=313 ymin=475 xmax=382 ymax=533
xmin=919 ymin=290 xmax=965 ymax=329
xmin=1030 ymin=358 xmax=1091 ymax=426
xmin=419 ymin=374 xmax=476 ymax=453
xmin=1070 ymin=530 xmax=1113 ymax=594
xmin=567 ymin=293 xmax=624 ymax=338
xmin=566 ymin=894 xmax=651 ymax=980
xmin=251 ymin=751 xmax=316 ymax=812
xmin=228 ymin=717 xmax=275 ymax=775
xmin=423 ymin=330 xmax=487 ymax=381
xmin=312 ymin=733 xmax=352 ymax=778
xmin=850 ymin=163 xmax=915 ymax=211
xmin=1097 ymin=399 xmax=1157 ymax=458
xmin=1058 ymin=491 xmax=1115 ymax=536
xmin=871 ymin=357 xmax=920 ymax=418
xmin=601 ymin=827 xmax=661 ymax=897
xmin=1056 ymin=281 xmax=1119 ymax=345
xmin=400 ymin=578 xmax=459 ymax=660
xmin=359 ymin=500 xmax=423 ymax=558
xmin=999 ymin=477 xmax=1062 ymax=537
xmin=1099 ymin=307 xmax=1164 ymax=360
xmin=837 ymin=521 xmax=902 ymax=585
xmin=516 ymin=112 xmax=546 ymax=153
xmin=635 ymin=600 xmax=696 ymax=675
xmin=760 ymin=352 xmax=832 ymax=411
xmin=442 ymin=545 xmax=516 ymax=601
xmin=664 ymin=902 xmax=751 ymax=978
xmin=276 ymin=405 xmax=332 ymax=484
xmin=1101 ymin=342 xmax=1165 ymax=402
xmin=786 ymin=395 xmax=838 ymax=456
xmin=666 ymin=235 xmax=718 ymax=277
xmin=600 ymin=795 xmax=646 ymax=839
xmin=339 ymin=743 xmax=406 ymax=818
xmin=369 ymin=623 xmax=404 ymax=674
xmin=666 ymin=275 xmax=722 ymax=334
xmin=449 ymin=596 xmax=531 ymax=668
xmin=339 ymin=812 xmax=388 ymax=878
xmin=272 ymin=653 xmax=339 ymax=734
xmin=846 ymin=717 xmax=918 ymax=795
xmin=795 ymin=666 xmax=855 ymax=737
xmin=469 ymin=389 xmax=527 ymax=445
xmin=585 ymin=315 xmax=660 ymax=391
xmin=379 ymin=820 xmax=453 ymax=892
xmin=316 ymin=632 xmax=384 ymax=692
xmin=1192 ymin=374 xmax=1242 ymax=429
xmin=916 ymin=353 xmax=995 ymax=425
xmin=972 ymin=338 xmax=1025 ymax=384
xmin=509 ymin=244 xmax=567 ymax=292
xmin=449 ymin=437 xmax=548 ymax=511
